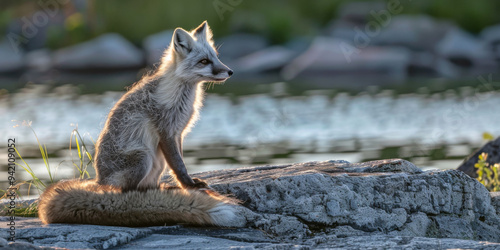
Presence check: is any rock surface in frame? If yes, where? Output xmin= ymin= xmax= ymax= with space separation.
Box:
xmin=335 ymin=1 xmax=387 ymax=24
xmin=281 ymin=37 xmax=410 ymax=80
xmin=481 ymin=23 xmax=500 ymax=57
xmin=216 ymin=33 xmax=269 ymax=65
xmin=142 ymin=29 xmax=173 ymax=65
xmin=435 ymin=28 xmax=498 ymax=77
xmin=2 ymin=159 xmax=500 ymax=249
xmin=457 ymin=137 xmax=500 ymax=178
xmin=371 ymin=15 xmax=455 ymax=51
xmin=0 ymin=40 xmax=24 ymax=73
xmin=52 ymin=33 xmax=145 ymax=71
xmin=232 ymin=46 xmax=296 ymax=73
xmin=329 ymin=15 xmax=455 ymax=52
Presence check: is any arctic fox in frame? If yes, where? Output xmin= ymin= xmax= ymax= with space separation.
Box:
xmin=38 ymin=21 xmax=240 ymax=227
xmin=93 ymin=20 xmax=232 ymax=191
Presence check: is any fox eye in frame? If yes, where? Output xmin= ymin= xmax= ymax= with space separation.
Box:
xmin=199 ymin=59 xmax=210 ymax=65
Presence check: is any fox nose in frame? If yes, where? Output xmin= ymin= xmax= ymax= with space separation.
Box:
xmin=228 ymin=70 xmax=233 ymax=76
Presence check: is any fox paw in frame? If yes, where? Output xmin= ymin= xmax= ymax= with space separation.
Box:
xmin=191 ymin=178 xmax=209 ymax=189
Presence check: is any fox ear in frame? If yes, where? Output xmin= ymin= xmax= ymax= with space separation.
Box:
xmin=193 ymin=21 xmax=213 ymax=43
xmin=172 ymin=28 xmax=194 ymax=56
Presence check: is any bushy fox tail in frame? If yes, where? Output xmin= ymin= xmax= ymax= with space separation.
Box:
xmin=38 ymin=179 xmax=242 ymax=227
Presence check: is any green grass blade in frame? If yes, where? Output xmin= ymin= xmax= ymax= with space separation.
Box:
xmin=13 ymin=147 xmax=46 ymax=189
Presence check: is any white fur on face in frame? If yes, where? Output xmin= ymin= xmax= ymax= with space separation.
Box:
xmin=162 ymin=23 xmax=232 ymax=84
xmin=175 ymin=39 xmax=232 ymax=83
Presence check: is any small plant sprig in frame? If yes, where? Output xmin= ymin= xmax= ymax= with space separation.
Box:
xmin=475 ymin=153 xmax=500 ymax=192
xmin=69 ymin=124 xmax=95 ymax=179
xmin=13 ymin=120 xmax=54 ymax=191
xmin=0 ymin=120 xmax=53 ymax=217
xmin=1 ymin=121 xmax=95 ymax=217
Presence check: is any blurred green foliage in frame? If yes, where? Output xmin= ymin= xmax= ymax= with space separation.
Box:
xmin=1 ymin=0 xmax=500 ymax=49
xmin=0 ymin=11 xmax=12 ymax=36
xmin=475 ymin=153 xmax=500 ymax=192
xmin=88 ymin=0 xmax=342 ymax=45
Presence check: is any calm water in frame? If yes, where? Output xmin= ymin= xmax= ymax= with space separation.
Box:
xmin=1 ymin=75 xmax=499 ymax=196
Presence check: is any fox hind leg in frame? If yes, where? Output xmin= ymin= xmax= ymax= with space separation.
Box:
xmin=97 ymin=150 xmax=153 ymax=191
xmin=113 ymin=150 xmax=153 ymax=191
xmin=137 ymin=146 xmax=166 ymax=191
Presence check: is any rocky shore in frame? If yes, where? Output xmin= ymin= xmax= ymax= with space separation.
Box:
xmin=3 ymin=6 xmax=500 ymax=83
xmin=2 ymin=159 xmax=500 ymax=249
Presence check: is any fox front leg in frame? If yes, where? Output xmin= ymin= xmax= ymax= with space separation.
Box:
xmin=159 ymin=136 xmax=208 ymax=189
xmin=176 ymin=136 xmax=207 ymax=187
xmin=177 ymin=137 xmax=183 ymax=157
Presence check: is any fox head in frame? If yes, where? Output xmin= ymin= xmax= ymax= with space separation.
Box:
xmin=165 ymin=21 xmax=233 ymax=83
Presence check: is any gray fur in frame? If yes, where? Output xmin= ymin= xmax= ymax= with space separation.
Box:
xmin=94 ymin=21 xmax=232 ymax=190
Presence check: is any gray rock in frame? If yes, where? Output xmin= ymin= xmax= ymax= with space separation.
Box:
xmin=473 ymin=220 xmax=500 ymax=242
xmin=192 ymin=159 xmax=500 ymax=241
xmin=7 ymin=241 xmax=46 ymax=249
xmin=25 ymin=49 xmax=51 ymax=72
xmin=253 ymin=213 xmax=310 ymax=239
xmin=1 ymin=217 xmax=152 ymax=249
xmin=0 ymin=237 xmax=7 ymax=247
xmin=215 ymin=33 xmax=268 ymax=63
xmin=481 ymin=23 xmax=500 ymax=58
xmin=389 ymin=212 xmax=430 ymax=237
xmin=284 ymin=37 xmax=313 ymax=55
xmin=328 ymin=20 xmax=358 ymax=41
xmin=371 ymin=15 xmax=455 ymax=51
xmin=118 ymin=234 xmax=262 ymax=249
xmin=232 ymin=46 xmax=296 ymax=73
xmin=53 ymin=33 xmax=144 ymax=71
xmin=6 ymin=10 xmax=66 ymax=52
xmin=335 ymin=1 xmax=387 ymax=25
xmin=142 ymin=30 xmax=173 ymax=65
xmin=437 ymin=28 xmax=487 ymax=59
xmin=435 ymin=28 xmax=497 ymax=72
xmin=492 ymin=192 xmax=500 ymax=215
xmin=0 ymin=40 xmax=24 ymax=73
xmin=3 ymin=159 xmax=500 ymax=249
xmin=329 ymin=15 xmax=455 ymax=52
xmin=481 ymin=24 xmax=500 ymax=43
xmin=309 ymin=235 xmax=500 ymax=249
xmin=407 ymin=51 xmax=439 ymax=77
xmin=431 ymin=215 xmax=474 ymax=239
xmin=457 ymin=137 xmax=500 ymax=178
xmin=281 ymin=37 xmax=410 ymax=80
